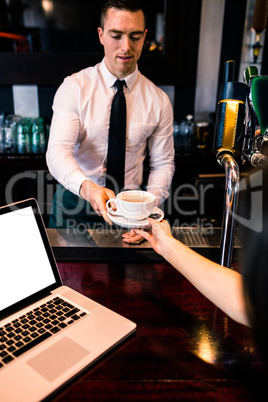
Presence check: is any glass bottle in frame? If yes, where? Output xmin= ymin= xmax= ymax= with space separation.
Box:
xmin=0 ymin=113 xmax=4 ymax=153
xmin=17 ymin=118 xmax=31 ymax=154
xmin=32 ymin=117 xmax=46 ymax=154
xmin=4 ymin=114 xmax=20 ymax=153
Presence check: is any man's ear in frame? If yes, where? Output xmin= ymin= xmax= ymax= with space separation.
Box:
xmin=97 ymin=27 xmax=104 ymax=45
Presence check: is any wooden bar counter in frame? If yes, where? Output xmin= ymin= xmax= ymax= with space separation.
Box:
xmin=46 ymin=229 xmax=267 ymax=401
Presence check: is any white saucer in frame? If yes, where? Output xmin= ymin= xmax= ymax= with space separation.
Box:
xmin=107 ymin=207 xmax=164 ymax=229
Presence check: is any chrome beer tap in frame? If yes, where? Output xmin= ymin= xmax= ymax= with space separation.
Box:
xmin=241 ymin=66 xmax=268 ymax=168
xmin=213 ymin=61 xmax=268 ymax=268
xmin=213 ymin=60 xmax=248 ymax=268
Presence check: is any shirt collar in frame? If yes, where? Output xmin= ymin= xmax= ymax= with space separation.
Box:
xmin=100 ymin=58 xmax=139 ymax=91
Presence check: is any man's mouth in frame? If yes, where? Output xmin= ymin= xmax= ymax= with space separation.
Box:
xmin=118 ymin=55 xmax=132 ymax=61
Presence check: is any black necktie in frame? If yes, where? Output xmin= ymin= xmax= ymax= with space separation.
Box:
xmin=106 ymin=79 xmax=126 ymax=192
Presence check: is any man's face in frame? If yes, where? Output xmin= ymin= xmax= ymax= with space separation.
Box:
xmin=98 ymin=8 xmax=147 ymax=79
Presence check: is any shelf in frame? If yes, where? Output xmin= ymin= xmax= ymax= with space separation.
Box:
xmin=0 ymin=154 xmax=47 ymax=168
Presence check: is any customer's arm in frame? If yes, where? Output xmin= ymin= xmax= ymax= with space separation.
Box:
xmin=134 ymin=219 xmax=249 ymax=327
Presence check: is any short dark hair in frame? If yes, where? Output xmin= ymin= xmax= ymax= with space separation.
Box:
xmin=100 ymin=0 xmax=147 ymax=30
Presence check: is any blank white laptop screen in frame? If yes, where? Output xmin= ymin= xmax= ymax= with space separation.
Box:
xmin=0 ymin=206 xmax=57 ymax=311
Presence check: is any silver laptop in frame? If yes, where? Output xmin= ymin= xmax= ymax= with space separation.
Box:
xmin=0 ymin=198 xmax=136 ymax=402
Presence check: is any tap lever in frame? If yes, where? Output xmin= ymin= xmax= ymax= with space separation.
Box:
xmin=243 ymin=65 xmax=258 ymax=85
xmin=251 ymin=76 xmax=268 ymax=136
xmin=251 ymin=152 xmax=268 ymax=167
xmin=213 ymin=60 xmax=248 ymax=158
xmin=224 ymin=60 xmax=235 ymax=83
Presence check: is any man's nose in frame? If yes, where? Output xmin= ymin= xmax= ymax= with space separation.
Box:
xmin=121 ymin=36 xmax=131 ymax=51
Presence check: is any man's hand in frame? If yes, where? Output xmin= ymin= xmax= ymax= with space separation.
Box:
xmin=80 ymin=180 xmax=115 ymax=224
xmin=122 ymin=229 xmax=145 ymax=244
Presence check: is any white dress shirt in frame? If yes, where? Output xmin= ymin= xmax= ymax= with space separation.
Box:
xmin=46 ymin=58 xmax=175 ymax=205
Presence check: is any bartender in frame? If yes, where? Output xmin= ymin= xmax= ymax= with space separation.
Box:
xmin=46 ymin=0 xmax=175 ymax=243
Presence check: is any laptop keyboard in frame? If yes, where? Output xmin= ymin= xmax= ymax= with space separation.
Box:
xmin=0 ymin=296 xmax=87 ymax=368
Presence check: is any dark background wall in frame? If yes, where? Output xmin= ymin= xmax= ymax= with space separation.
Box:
xmin=0 ymin=0 xmax=201 ymax=123
xmin=0 ymin=0 xmax=266 ymax=226
xmin=0 ymin=0 xmax=263 ymax=125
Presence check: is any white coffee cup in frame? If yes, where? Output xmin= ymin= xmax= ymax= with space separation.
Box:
xmin=106 ymin=190 xmax=156 ymax=221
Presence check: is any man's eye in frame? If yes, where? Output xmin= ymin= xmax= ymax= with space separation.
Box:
xmin=111 ymin=35 xmax=121 ymax=40
xmin=131 ymin=36 xmax=142 ymax=42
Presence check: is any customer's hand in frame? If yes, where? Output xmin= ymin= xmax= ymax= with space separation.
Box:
xmin=133 ymin=219 xmax=173 ymax=255
xmin=80 ymin=180 xmax=115 ymax=224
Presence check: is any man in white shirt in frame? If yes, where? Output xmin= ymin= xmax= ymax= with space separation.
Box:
xmin=46 ymin=0 xmax=175 ymax=242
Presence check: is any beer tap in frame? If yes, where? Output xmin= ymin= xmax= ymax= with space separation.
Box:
xmin=213 ymin=60 xmax=268 ymax=268
xmin=213 ymin=60 xmax=248 ymax=268
xmin=241 ymin=66 xmax=268 ymax=168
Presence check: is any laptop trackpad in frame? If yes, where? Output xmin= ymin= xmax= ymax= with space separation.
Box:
xmin=27 ymin=337 xmax=90 ymax=382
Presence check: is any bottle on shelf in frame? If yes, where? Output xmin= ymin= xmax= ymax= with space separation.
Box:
xmin=32 ymin=117 xmax=46 ymax=154
xmin=17 ymin=117 xmax=31 ymax=154
xmin=4 ymin=114 xmax=20 ymax=154
xmin=173 ymin=114 xmax=196 ymax=152
xmin=0 ymin=113 xmax=4 ymax=153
